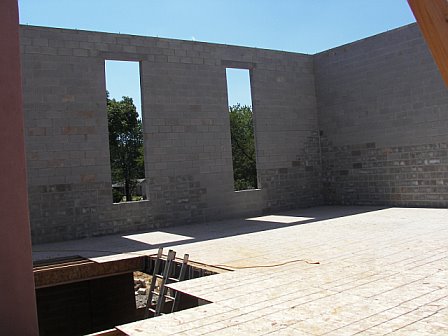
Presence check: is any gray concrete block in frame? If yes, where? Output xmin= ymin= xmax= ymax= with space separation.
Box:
xmin=19 ymin=23 xmax=448 ymax=244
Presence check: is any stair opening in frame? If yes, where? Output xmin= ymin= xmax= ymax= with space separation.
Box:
xmin=33 ymin=252 xmax=228 ymax=336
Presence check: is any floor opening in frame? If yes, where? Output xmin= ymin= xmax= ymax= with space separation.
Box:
xmin=33 ymin=251 xmax=228 ymax=336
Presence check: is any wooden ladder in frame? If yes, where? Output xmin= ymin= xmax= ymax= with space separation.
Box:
xmin=144 ymin=248 xmax=189 ymax=318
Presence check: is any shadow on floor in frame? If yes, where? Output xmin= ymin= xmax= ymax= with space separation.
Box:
xmin=33 ymin=205 xmax=387 ymax=261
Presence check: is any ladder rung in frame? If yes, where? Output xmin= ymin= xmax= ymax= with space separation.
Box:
xmin=145 ymin=249 xmax=190 ymax=318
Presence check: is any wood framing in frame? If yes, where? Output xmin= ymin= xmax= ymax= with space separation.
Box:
xmin=34 ymin=256 xmax=145 ymax=288
xmin=408 ymin=0 xmax=448 ymax=86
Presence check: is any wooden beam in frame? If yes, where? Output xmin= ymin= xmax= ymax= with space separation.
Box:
xmin=408 ymin=0 xmax=448 ymax=86
xmin=34 ymin=256 xmax=146 ymax=288
xmin=88 ymin=328 xmax=126 ymax=336
xmin=0 ymin=0 xmax=39 ymax=334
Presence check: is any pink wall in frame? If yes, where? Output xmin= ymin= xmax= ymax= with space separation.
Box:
xmin=0 ymin=0 xmax=39 ymax=334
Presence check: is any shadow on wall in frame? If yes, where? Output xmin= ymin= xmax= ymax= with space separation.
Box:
xmin=33 ymin=205 xmax=386 ymax=261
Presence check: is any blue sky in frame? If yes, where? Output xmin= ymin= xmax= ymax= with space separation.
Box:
xmin=19 ymin=0 xmax=416 ymax=111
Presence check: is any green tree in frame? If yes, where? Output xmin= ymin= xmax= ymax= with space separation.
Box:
xmin=107 ymin=92 xmax=144 ymax=202
xmin=229 ymin=104 xmax=258 ymax=190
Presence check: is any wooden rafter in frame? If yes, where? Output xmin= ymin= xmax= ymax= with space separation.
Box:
xmin=408 ymin=0 xmax=448 ymax=86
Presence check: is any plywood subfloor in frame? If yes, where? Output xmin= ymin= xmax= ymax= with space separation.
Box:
xmin=33 ymin=206 xmax=448 ymax=335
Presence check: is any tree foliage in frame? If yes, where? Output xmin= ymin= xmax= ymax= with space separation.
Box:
xmin=229 ymin=104 xmax=258 ymax=190
xmin=107 ymin=92 xmax=144 ymax=202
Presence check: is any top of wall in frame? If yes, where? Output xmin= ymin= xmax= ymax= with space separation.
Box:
xmin=315 ymin=23 xmax=419 ymax=57
xmin=314 ymin=21 xmax=448 ymax=148
xmin=20 ymin=23 xmax=422 ymax=60
xmin=19 ymin=24 xmax=312 ymax=60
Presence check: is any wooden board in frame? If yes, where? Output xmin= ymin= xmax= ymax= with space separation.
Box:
xmin=408 ymin=0 xmax=448 ymax=86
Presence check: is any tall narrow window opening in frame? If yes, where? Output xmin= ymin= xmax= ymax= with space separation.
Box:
xmin=225 ymin=68 xmax=259 ymax=191
xmin=105 ymin=60 xmax=146 ymax=203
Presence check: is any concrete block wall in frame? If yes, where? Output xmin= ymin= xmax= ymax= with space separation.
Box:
xmin=21 ymin=23 xmax=448 ymax=243
xmin=21 ymin=31 xmax=111 ymax=242
xmin=315 ymin=24 xmax=448 ymax=206
xmin=20 ymin=26 xmax=321 ymax=243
